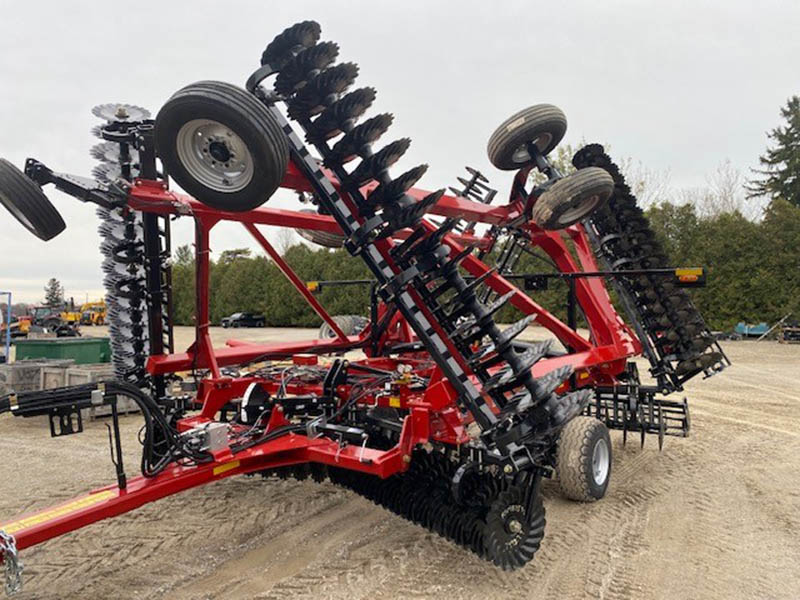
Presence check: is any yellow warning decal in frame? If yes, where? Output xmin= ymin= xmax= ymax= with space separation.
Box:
xmin=213 ymin=460 xmax=240 ymax=476
xmin=389 ymin=396 xmax=402 ymax=408
xmin=0 ymin=489 xmax=116 ymax=535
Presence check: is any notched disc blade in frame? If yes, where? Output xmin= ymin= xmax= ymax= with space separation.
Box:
xmin=92 ymin=103 xmax=151 ymax=122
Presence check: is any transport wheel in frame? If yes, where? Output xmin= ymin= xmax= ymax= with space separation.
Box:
xmin=556 ymin=416 xmax=611 ymax=502
xmin=487 ymin=104 xmax=567 ymax=170
xmin=318 ymin=315 xmax=367 ymax=338
xmin=297 ymin=208 xmax=345 ymax=248
xmin=0 ymin=159 xmax=66 ymax=241
xmin=155 ymin=81 xmax=289 ymax=212
xmin=531 ymin=167 xmax=614 ymax=230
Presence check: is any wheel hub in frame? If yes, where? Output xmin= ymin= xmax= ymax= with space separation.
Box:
xmin=175 ymin=119 xmax=254 ymax=192
xmin=511 ymin=133 xmax=553 ymax=163
xmin=208 ymin=140 xmax=232 ymax=163
xmin=557 ymin=193 xmax=601 ymax=225
xmin=592 ymin=437 xmax=610 ymax=485
xmin=507 ymin=518 xmax=523 ymax=535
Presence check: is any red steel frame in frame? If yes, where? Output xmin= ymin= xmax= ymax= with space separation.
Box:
xmin=1 ymin=158 xmax=641 ymax=557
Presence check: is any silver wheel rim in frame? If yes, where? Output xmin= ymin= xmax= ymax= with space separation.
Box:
xmin=175 ymin=119 xmax=254 ymax=193
xmin=557 ymin=194 xmax=601 ymax=226
xmin=592 ymin=438 xmax=610 ymax=485
xmin=511 ymin=132 xmax=553 ymax=163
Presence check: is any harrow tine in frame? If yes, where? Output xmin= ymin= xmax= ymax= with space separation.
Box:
xmin=622 ymin=406 xmax=628 ymax=447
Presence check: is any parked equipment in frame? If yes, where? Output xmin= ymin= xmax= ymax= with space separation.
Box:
xmin=779 ymin=317 xmax=800 ymax=343
xmin=79 ymin=300 xmax=106 ymax=326
xmin=220 ymin=312 xmax=266 ymax=328
xmin=0 ymin=21 xmax=729 ymax=593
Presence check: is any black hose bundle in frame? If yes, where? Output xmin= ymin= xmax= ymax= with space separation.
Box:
xmin=0 ymin=381 xmax=211 ymax=478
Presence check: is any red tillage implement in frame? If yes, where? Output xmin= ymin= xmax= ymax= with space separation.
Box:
xmin=0 ymin=20 xmax=727 ymax=593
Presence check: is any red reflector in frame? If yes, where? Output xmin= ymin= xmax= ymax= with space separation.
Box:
xmin=293 ymin=353 xmax=318 ymax=366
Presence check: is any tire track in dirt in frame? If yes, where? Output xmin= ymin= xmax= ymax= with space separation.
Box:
xmin=4 ymin=340 xmax=800 ymax=599
xmin=171 ymin=497 xmax=384 ymax=600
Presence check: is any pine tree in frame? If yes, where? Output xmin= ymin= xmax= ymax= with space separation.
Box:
xmin=43 ymin=278 xmax=64 ymax=307
xmin=747 ymin=95 xmax=800 ymax=207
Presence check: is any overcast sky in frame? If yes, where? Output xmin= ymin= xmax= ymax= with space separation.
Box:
xmin=1 ymin=0 xmax=797 ymax=303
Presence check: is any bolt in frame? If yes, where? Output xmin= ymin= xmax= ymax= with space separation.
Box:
xmin=508 ymin=519 xmax=522 ymax=534
xmin=503 ymin=464 xmax=513 ymax=474
xmin=402 ymin=454 xmax=411 ymax=464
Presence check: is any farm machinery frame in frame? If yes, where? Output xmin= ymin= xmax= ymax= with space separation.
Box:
xmin=0 ymin=20 xmax=728 ymax=593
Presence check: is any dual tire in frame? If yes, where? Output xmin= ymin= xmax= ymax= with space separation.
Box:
xmin=487 ymin=104 xmax=614 ymax=230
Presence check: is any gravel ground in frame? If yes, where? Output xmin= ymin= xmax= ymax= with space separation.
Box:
xmin=1 ymin=327 xmax=799 ymax=600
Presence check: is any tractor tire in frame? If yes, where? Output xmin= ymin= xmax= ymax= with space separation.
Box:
xmin=531 ymin=167 xmax=613 ymax=230
xmin=556 ymin=416 xmax=611 ymax=502
xmin=297 ymin=208 xmax=345 ymax=248
xmin=155 ymin=81 xmax=289 ymax=212
xmin=487 ymin=104 xmax=567 ymax=170
xmin=0 ymin=159 xmax=66 ymax=241
xmin=318 ymin=315 xmax=367 ymax=339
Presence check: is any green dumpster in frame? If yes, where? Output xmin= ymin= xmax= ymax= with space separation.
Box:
xmin=13 ymin=337 xmax=111 ymax=364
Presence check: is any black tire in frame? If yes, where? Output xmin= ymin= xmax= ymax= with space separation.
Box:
xmin=0 ymin=159 xmax=66 ymax=241
xmin=297 ymin=208 xmax=345 ymax=248
xmin=487 ymin=104 xmax=567 ymax=170
xmin=155 ymin=81 xmax=289 ymax=212
xmin=556 ymin=416 xmax=611 ymax=502
xmin=531 ymin=167 xmax=614 ymax=230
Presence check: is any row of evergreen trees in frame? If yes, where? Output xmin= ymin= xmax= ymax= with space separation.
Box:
xmin=168 ymin=196 xmax=800 ymax=332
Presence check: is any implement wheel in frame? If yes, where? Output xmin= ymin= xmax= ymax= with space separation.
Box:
xmin=556 ymin=416 xmax=611 ymax=502
xmin=155 ymin=81 xmax=289 ymax=212
xmin=0 ymin=159 xmax=66 ymax=241
xmin=318 ymin=315 xmax=368 ymax=339
xmin=297 ymin=208 xmax=345 ymax=248
xmin=487 ymin=104 xmax=567 ymax=170
xmin=532 ymin=167 xmax=613 ymax=229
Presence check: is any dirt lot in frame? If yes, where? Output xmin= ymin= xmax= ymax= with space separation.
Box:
xmin=1 ymin=328 xmax=799 ymax=599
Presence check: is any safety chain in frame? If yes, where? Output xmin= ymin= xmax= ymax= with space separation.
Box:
xmin=0 ymin=530 xmax=22 ymax=595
